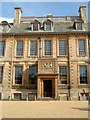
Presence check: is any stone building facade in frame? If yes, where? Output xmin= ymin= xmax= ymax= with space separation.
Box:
xmin=0 ymin=5 xmax=90 ymax=101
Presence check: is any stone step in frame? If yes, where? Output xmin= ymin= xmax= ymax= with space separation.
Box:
xmin=38 ymin=97 xmax=55 ymax=101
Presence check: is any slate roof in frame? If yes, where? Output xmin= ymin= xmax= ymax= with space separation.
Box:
xmin=1 ymin=16 xmax=90 ymax=34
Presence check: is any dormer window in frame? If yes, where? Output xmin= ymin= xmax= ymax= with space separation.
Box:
xmin=75 ymin=22 xmax=82 ymax=30
xmin=0 ymin=21 xmax=11 ymax=33
xmin=32 ymin=20 xmax=40 ymax=31
xmin=44 ymin=20 xmax=53 ymax=31
xmin=46 ymin=22 xmax=52 ymax=31
xmin=33 ymin=23 xmax=38 ymax=31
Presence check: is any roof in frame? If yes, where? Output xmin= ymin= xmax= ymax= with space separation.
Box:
xmin=1 ymin=16 xmax=90 ymax=34
xmin=8 ymin=21 xmax=89 ymax=33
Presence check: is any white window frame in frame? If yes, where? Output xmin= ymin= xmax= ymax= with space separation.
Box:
xmin=77 ymin=38 xmax=87 ymax=56
xmin=44 ymin=22 xmax=53 ymax=31
xmin=15 ymin=40 xmax=24 ymax=57
xmin=32 ymin=23 xmax=39 ymax=31
xmin=78 ymin=64 xmax=88 ymax=85
xmin=59 ymin=65 xmax=68 ymax=85
xmin=0 ymin=65 xmax=4 ymax=85
xmin=13 ymin=65 xmax=23 ymax=85
xmin=28 ymin=40 xmax=38 ymax=57
xmin=44 ymin=40 xmax=52 ymax=56
xmin=13 ymin=92 xmax=23 ymax=100
xmin=75 ymin=22 xmax=83 ymax=31
xmin=58 ymin=39 xmax=67 ymax=56
xmin=0 ymin=40 xmax=6 ymax=57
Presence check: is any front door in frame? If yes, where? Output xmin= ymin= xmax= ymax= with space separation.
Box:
xmin=44 ymin=80 xmax=52 ymax=97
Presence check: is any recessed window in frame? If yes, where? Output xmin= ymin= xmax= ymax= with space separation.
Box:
xmin=0 ymin=41 xmax=5 ymax=56
xmin=46 ymin=22 xmax=52 ymax=31
xmin=78 ymin=39 xmax=86 ymax=55
xmin=0 ymin=66 xmax=3 ymax=84
xmin=15 ymin=66 xmax=22 ymax=85
xmin=44 ymin=40 xmax=52 ymax=56
xmin=59 ymin=66 xmax=67 ymax=84
xmin=16 ymin=41 xmax=23 ymax=56
xmin=30 ymin=41 xmax=38 ymax=56
xmin=79 ymin=66 xmax=87 ymax=84
xmin=29 ymin=65 xmax=37 ymax=84
xmin=59 ymin=40 xmax=67 ymax=55
xmin=76 ymin=23 xmax=82 ymax=30
xmin=14 ymin=93 xmax=22 ymax=100
xmin=32 ymin=23 xmax=39 ymax=31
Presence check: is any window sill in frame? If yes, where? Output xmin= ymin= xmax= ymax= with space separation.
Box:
xmin=43 ymin=55 xmax=53 ymax=57
xmin=77 ymin=55 xmax=87 ymax=57
xmin=12 ymin=84 xmax=23 ymax=86
xmin=59 ymin=84 xmax=67 ymax=85
xmin=78 ymin=84 xmax=89 ymax=88
xmin=57 ymin=55 xmax=68 ymax=57
xmin=28 ymin=56 xmax=38 ymax=58
xmin=0 ymin=56 xmax=4 ymax=58
xmin=15 ymin=56 xmax=24 ymax=58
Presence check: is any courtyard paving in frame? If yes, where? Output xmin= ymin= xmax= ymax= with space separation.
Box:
xmin=0 ymin=101 xmax=89 ymax=119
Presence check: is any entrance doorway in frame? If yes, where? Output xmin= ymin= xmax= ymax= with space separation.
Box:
xmin=44 ymin=80 xmax=52 ymax=97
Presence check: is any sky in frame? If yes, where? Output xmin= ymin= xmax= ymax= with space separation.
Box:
xmin=0 ymin=2 xmax=89 ymax=22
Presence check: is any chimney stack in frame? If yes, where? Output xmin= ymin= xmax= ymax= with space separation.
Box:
xmin=14 ymin=6 xmax=22 ymax=24
xmin=78 ymin=5 xmax=87 ymax=23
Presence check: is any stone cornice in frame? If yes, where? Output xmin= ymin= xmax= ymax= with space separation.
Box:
xmin=0 ymin=31 xmax=89 ymax=37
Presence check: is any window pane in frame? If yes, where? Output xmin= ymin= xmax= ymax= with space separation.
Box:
xmin=46 ymin=23 xmax=51 ymax=31
xmin=0 ymin=66 xmax=3 ymax=84
xmin=33 ymin=23 xmax=38 ymax=31
xmin=77 ymin=23 xmax=82 ymax=30
xmin=45 ymin=40 xmax=51 ymax=55
xmin=14 ymin=93 xmax=21 ymax=100
xmin=0 ymin=41 xmax=5 ymax=56
xmin=15 ymin=66 xmax=22 ymax=84
xmin=59 ymin=40 xmax=67 ymax=55
xmin=29 ymin=65 xmax=37 ymax=84
xmin=30 ymin=41 xmax=37 ymax=56
xmin=78 ymin=40 xmax=86 ymax=55
xmin=80 ymin=66 xmax=87 ymax=84
xmin=59 ymin=66 xmax=67 ymax=84
xmin=16 ymin=41 xmax=23 ymax=56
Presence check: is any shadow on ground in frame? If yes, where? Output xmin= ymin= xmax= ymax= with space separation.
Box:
xmin=71 ymin=107 xmax=90 ymax=111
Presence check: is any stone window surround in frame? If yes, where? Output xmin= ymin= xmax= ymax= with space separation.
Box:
xmin=76 ymin=37 xmax=88 ymax=56
xmin=28 ymin=64 xmax=37 ymax=85
xmin=32 ymin=23 xmax=40 ymax=31
xmin=28 ymin=40 xmax=38 ymax=57
xmin=13 ymin=37 xmax=89 ymax=58
xmin=0 ymin=40 xmax=6 ymax=57
xmin=13 ymin=92 xmax=22 ymax=100
xmin=44 ymin=40 xmax=52 ymax=56
xmin=44 ymin=22 xmax=53 ymax=31
xmin=58 ymin=39 xmax=68 ymax=56
xmin=15 ymin=40 xmax=24 ymax=57
xmin=0 ymin=64 xmax=4 ymax=85
xmin=13 ymin=64 xmax=23 ymax=86
xmin=78 ymin=63 xmax=88 ymax=85
xmin=58 ymin=63 xmax=68 ymax=85
xmin=75 ymin=22 xmax=83 ymax=31
xmin=16 ymin=40 xmax=23 ymax=56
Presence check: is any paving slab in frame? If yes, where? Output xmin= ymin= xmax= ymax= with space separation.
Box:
xmin=0 ymin=101 xmax=89 ymax=119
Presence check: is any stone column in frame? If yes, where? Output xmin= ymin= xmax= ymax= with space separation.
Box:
xmin=37 ymin=78 xmax=40 ymax=99
xmin=55 ymin=77 xmax=58 ymax=99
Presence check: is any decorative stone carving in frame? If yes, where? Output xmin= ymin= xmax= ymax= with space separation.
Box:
xmin=42 ymin=63 xmax=53 ymax=69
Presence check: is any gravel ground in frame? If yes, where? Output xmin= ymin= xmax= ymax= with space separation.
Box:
xmin=0 ymin=101 xmax=89 ymax=118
